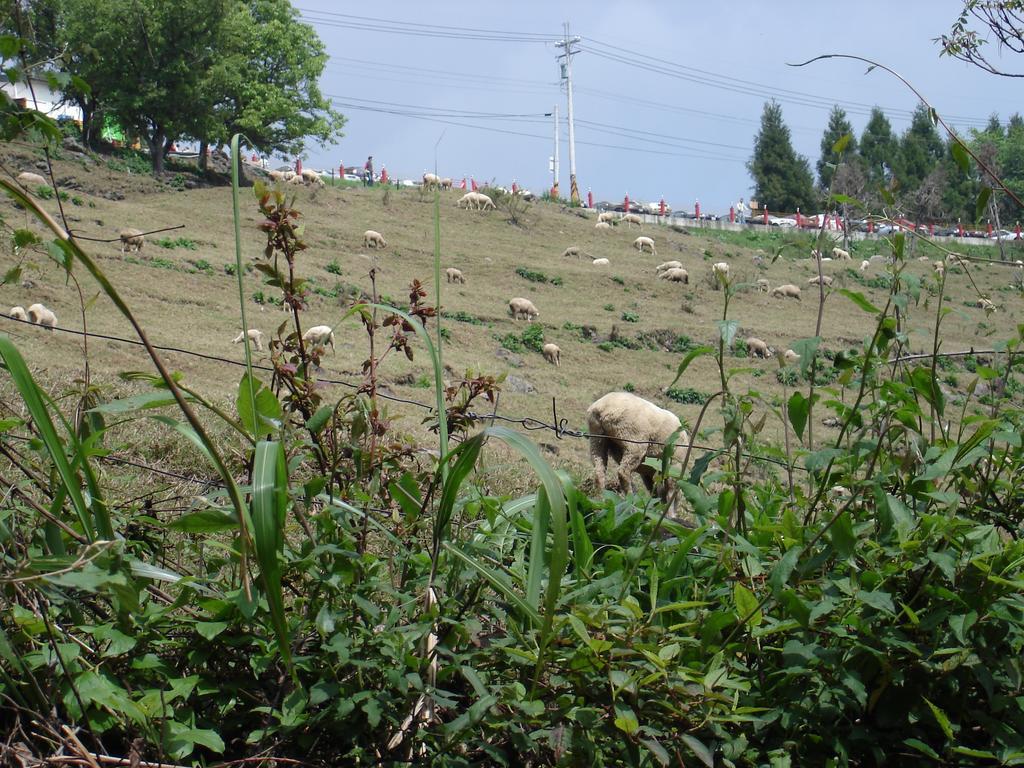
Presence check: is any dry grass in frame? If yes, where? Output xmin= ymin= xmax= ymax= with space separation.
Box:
xmin=2 ymin=144 xmax=1021 ymax=488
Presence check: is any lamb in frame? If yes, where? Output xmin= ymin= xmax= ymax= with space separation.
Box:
xmin=445 ymin=267 xmax=466 ymax=284
xmin=859 ymin=259 xmax=870 ymax=272
xmin=621 ymin=213 xmax=643 ymax=228
xmin=508 ymin=297 xmax=539 ymax=321
xmin=656 ymin=260 xmax=682 ymax=273
xmin=933 ymin=260 xmax=945 ymax=276
xmin=422 ymin=173 xmax=441 ymax=191
xmin=302 ymin=325 xmax=336 ymax=352
xmin=633 ymin=236 xmax=656 ymax=255
xmin=440 ymin=178 xmax=453 ymax=190
xmin=772 ymin=284 xmax=802 ymax=300
xmin=659 ymin=267 xmax=689 ymax=283
xmin=561 ymin=245 xmax=583 ymax=259
xmin=119 ymin=228 xmax=145 ymax=254
xmin=26 ymin=303 xmax=57 ymax=329
xmin=456 ymin=192 xmax=477 ymax=209
xmin=474 ymin=192 xmax=496 ymax=211
xmin=597 ymin=211 xmax=616 ymax=224
xmin=783 ymin=349 xmax=801 ymax=366
xmin=586 ymin=392 xmax=690 ymax=503
xmin=282 ymin=170 xmax=297 ymax=181
xmin=9 ymin=306 xmax=27 ymax=321
xmin=542 ymin=343 xmax=561 ymax=366
xmin=268 ymin=169 xmax=287 ymax=183
xmin=595 ymin=221 xmax=612 ymax=230
xmin=363 ymin=230 xmax=387 ymax=249
xmin=287 ymin=174 xmax=304 ymax=186
xmin=808 ymin=275 xmax=833 ymax=286
xmin=592 ymin=257 xmax=610 ymax=266
xmin=232 ymin=329 xmax=264 ymax=351
xmin=756 ymin=278 xmax=770 ymax=292
xmin=832 ymin=247 xmax=851 ymax=260
xmin=16 ymin=171 xmax=46 ymax=188
xmin=977 ymin=298 xmax=997 ymax=313
xmin=745 ymin=337 xmax=772 ymax=359
xmin=301 ymin=168 xmax=325 ymax=187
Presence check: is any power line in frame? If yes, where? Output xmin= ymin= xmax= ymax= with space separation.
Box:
xmin=296 ymin=8 xmax=554 ymax=43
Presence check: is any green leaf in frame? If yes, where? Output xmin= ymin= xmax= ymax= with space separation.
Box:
xmin=443 ymin=543 xmax=542 ymax=627
xmin=950 ymin=140 xmax=970 ymax=174
xmin=91 ymin=391 xmax=195 ymax=414
xmin=839 ymin=289 xmax=881 ymax=315
xmin=640 ymin=737 xmax=671 ymax=767
xmin=681 ymin=734 xmax=715 ymax=768
xmin=733 ymin=582 xmax=762 ymax=627
xmin=195 ymin=621 xmax=229 ymax=640
xmin=236 ymin=374 xmax=281 ymax=438
xmin=857 ymin=589 xmax=895 ymax=614
xmin=975 ymin=186 xmax=992 ymax=224
xmin=613 ymin=704 xmax=639 ymax=735
xmin=788 ymin=391 xmax=809 ymax=442
xmin=251 ymin=440 xmax=290 ymax=667
xmin=669 ymin=345 xmax=714 ymax=388
xmin=828 ymin=511 xmax=855 ymax=558
xmin=829 ymin=192 xmax=864 ymax=208
xmin=903 ymin=738 xmax=940 ymax=759
xmin=306 ymin=404 xmax=333 ymax=434
xmin=389 ymin=473 xmax=423 ymax=523
xmin=168 ymin=508 xmax=237 ymax=533
xmin=831 ymin=133 xmax=852 ymax=155
xmin=717 ymin=319 xmax=739 ymax=347
xmin=769 ymin=547 xmax=801 ymax=594
xmin=925 ymin=697 xmax=954 ymax=741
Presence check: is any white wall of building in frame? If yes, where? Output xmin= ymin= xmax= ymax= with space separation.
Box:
xmin=1 ymin=76 xmax=82 ymax=122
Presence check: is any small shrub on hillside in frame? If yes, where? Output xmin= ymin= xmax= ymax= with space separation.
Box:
xmin=169 ymin=174 xmax=186 ymax=190
xmin=611 ymin=276 xmax=625 ymax=285
xmin=515 ymin=266 xmax=559 ymax=284
xmin=776 ymin=368 xmax=799 ymax=386
xmin=500 ymin=333 xmax=523 ymax=353
xmin=224 ymin=264 xmax=237 ymax=275
xmin=521 ymin=323 xmax=545 ymax=352
xmin=733 ymin=338 xmax=749 ymax=357
xmin=325 ymin=260 xmax=342 ymax=275
xmin=623 ymin=382 xmax=635 ymax=392
xmin=603 ymin=303 xmax=614 ymax=312
xmin=443 ymin=310 xmax=484 ymax=325
xmin=156 ymin=236 xmax=198 ymax=250
xmin=189 ymin=259 xmax=213 ymax=274
xmin=150 ymin=257 xmax=177 ymax=270
xmin=439 ymin=327 xmax=452 ymax=341
xmin=665 ymin=386 xmax=709 ymax=404
xmin=597 ymin=341 xmax=614 ymax=352
xmin=621 ymin=311 xmax=639 ymax=323
xmin=252 ymin=289 xmax=266 ymax=304
xmin=34 ymin=185 xmax=53 ymax=199
xmin=70 ymin=195 xmax=84 ymax=206
xmin=106 ymin=151 xmax=152 ymax=175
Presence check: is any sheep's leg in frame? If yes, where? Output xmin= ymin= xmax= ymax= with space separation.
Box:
xmin=589 ymin=437 xmax=609 ymax=492
xmin=616 ymin=444 xmax=648 ymax=495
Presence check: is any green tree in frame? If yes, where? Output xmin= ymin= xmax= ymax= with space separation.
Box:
xmin=747 ymin=101 xmax=815 ymax=213
xmin=895 ymin=105 xmax=945 ymax=192
xmin=816 ymin=105 xmax=857 ymax=190
xmin=940 ymin=136 xmax=979 ymax=223
xmin=939 ymin=1 xmax=1024 ymax=77
xmin=859 ymin=107 xmax=898 ymax=190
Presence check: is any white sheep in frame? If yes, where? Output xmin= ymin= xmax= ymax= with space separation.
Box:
xmin=445 ymin=267 xmax=466 ymax=284
xmin=772 ymin=284 xmax=802 ymax=301
xmin=27 ymin=303 xmax=57 ymax=329
xmin=232 ymin=329 xmax=264 ymax=351
xmin=282 ymin=170 xmax=297 ymax=181
xmin=562 ymin=246 xmax=583 ymax=259
xmin=422 ymin=173 xmax=441 ymax=191
xmin=659 ymin=267 xmax=689 ymax=283
xmin=756 ymin=278 xmax=770 ymax=292
xmin=508 ymin=297 xmax=539 ymax=321
xmin=9 ymin=306 xmax=27 ymax=321
xmin=633 ymin=236 xmax=656 ymax=255
xmin=301 ymin=168 xmax=326 ymax=187
xmin=808 ymin=275 xmax=833 ymax=286
xmin=119 ymin=228 xmax=144 ymax=254
xmin=597 ymin=211 xmax=616 ymax=224
xmin=977 ymin=298 xmax=997 ymax=313
xmin=592 ymin=257 xmax=610 ymax=266
xmin=16 ymin=171 xmax=46 ymax=188
xmin=783 ymin=349 xmax=801 ymax=366
xmin=587 ymin=392 xmax=690 ymax=502
xmin=832 ymin=246 xmax=851 ymax=261
xmin=859 ymin=259 xmax=870 ymax=272
xmin=440 ymin=178 xmax=453 ymax=190
xmin=933 ymin=260 xmax=945 ymax=277
xmin=363 ymin=230 xmax=387 ymax=249
xmin=745 ymin=337 xmax=772 ymax=359
xmin=542 ymin=343 xmax=561 ymax=366
xmin=595 ymin=221 xmax=612 ymax=230
xmin=456 ymin=192 xmax=477 ymax=209
xmin=302 ymin=325 xmax=335 ymax=352
xmin=621 ymin=213 xmax=643 ymax=228
xmin=268 ymin=169 xmax=287 ymax=183
xmin=474 ymin=192 xmax=496 ymax=211
xmin=656 ymin=260 xmax=682 ymax=273
xmin=287 ymin=174 xmax=305 ymax=186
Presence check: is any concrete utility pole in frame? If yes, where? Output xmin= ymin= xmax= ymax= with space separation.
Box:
xmin=552 ymin=104 xmax=560 ymax=197
xmin=555 ymin=22 xmax=581 ymax=204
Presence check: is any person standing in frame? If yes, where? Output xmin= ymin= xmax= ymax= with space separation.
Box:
xmin=736 ymin=197 xmax=748 ymax=225
xmin=364 ymin=155 xmax=374 ymax=187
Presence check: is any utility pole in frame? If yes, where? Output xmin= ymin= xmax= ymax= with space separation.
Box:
xmin=555 ymin=22 xmax=581 ymax=204
xmin=552 ymin=104 xmax=559 ymax=198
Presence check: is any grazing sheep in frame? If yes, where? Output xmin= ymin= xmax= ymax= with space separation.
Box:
xmin=302 ymin=325 xmax=336 ymax=352
xmin=542 ymin=343 xmax=561 ymax=366
xmin=363 ymin=230 xmax=387 ymax=249
xmin=783 ymin=349 xmax=801 ymax=366
xmin=756 ymin=278 xmax=770 ymax=292
xmin=456 ymin=192 xmax=477 ymax=209
xmin=656 ymin=260 xmax=682 ymax=273
xmin=587 ymin=392 xmax=690 ymax=503
xmin=301 ymin=169 xmax=326 ymax=187
xmin=633 ymin=236 xmax=656 ymax=255
xmin=621 ymin=213 xmax=643 ymax=228
xmin=562 ymin=245 xmax=583 ymax=259
xmin=119 ymin=228 xmax=145 ymax=254
xmin=595 ymin=221 xmax=612 ymax=230
xmin=808 ymin=275 xmax=833 ymax=286
xmin=422 ymin=172 xmax=441 ymax=191
xmin=859 ymin=259 xmax=870 ymax=272
xmin=283 ymin=170 xmax=297 ymax=181
xmin=9 ymin=306 xmax=27 ymax=321
xmin=745 ymin=337 xmax=772 ymax=359
xmin=445 ymin=267 xmax=466 ymax=284
xmin=772 ymin=284 xmax=802 ymax=301
xmin=26 ymin=303 xmax=56 ymax=329
xmin=659 ymin=267 xmax=689 ymax=283
xmin=268 ymin=169 xmax=287 ymax=183
xmin=16 ymin=171 xmax=46 ymax=188
xmin=933 ymin=260 xmax=945 ymax=276
xmin=597 ymin=211 xmax=616 ymax=224
xmin=832 ymin=247 xmax=851 ymax=260
xmin=508 ymin=297 xmax=540 ymax=321
xmin=592 ymin=257 xmax=610 ymax=266
xmin=474 ymin=192 xmax=496 ymax=211
xmin=287 ymin=174 xmax=304 ymax=186
xmin=232 ymin=329 xmax=264 ymax=351
xmin=977 ymin=298 xmax=996 ymax=313
xmin=869 ymin=254 xmax=886 ymax=263
xmin=440 ymin=178 xmax=453 ymax=190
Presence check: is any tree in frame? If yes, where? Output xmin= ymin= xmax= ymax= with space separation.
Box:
xmin=939 ymin=1 xmax=1024 ymax=77
xmin=895 ymin=105 xmax=945 ymax=192
xmin=859 ymin=107 xmax=898 ymax=190
xmin=816 ymin=105 xmax=857 ymax=190
xmin=747 ymin=101 xmax=815 ymax=213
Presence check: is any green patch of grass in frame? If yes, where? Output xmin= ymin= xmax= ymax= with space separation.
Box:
xmin=190 ymin=259 xmax=213 ymax=274
xmin=325 ymin=260 xmax=342 ymax=275
xmin=611 ymin=276 xmax=625 ymax=286
xmin=623 ymin=382 xmax=635 ymax=392
xmin=521 ymin=323 xmax=544 ymax=352
xmin=155 ymin=236 xmax=198 ymax=250
xmin=603 ymin=303 xmax=615 ymax=312
xmin=224 ymin=264 xmax=237 ymax=276
xmin=515 ymin=266 xmax=561 ymax=285
xmin=636 ymin=329 xmax=693 ymax=354
xmin=666 ymin=386 xmax=709 ymax=404
xmin=35 ymin=185 xmax=53 ymax=199
xmin=500 ymin=333 xmax=523 ymax=353
xmin=621 ymin=311 xmax=639 ymax=323
xmin=71 ymin=195 xmax=84 ymax=206
xmin=443 ymin=310 xmax=484 ymax=325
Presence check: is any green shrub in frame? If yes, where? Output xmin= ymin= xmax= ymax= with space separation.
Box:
xmin=500 ymin=333 xmax=523 ymax=352
xmin=35 ymin=185 xmax=53 ymax=199
xmin=515 ymin=266 xmax=553 ymax=283
xmin=603 ymin=303 xmax=614 ymax=312
xmin=442 ymin=310 xmax=484 ymax=325
xmin=326 ymin=260 xmax=342 ymax=275
xmin=665 ymin=386 xmax=709 ymax=404
xmin=224 ymin=264 xmax=237 ymax=276
xmin=155 ymin=236 xmax=198 ymax=250
xmin=621 ymin=311 xmax=639 ymax=323
xmin=611 ymin=276 xmax=625 ymax=285
xmin=623 ymin=382 xmax=635 ymax=392
xmin=597 ymin=341 xmax=614 ymax=352
xmin=71 ymin=195 xmax=84 ymax=206
xmin=521 ymin=323 xmax=545 ymax=352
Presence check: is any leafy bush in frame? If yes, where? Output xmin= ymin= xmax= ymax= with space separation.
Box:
xmin=620 ymin=311 xmax=639 ymax=323
xmin=500 ymin=332 xmax=523 ymax=352
xmin=521 ymin=322 xmax=545 ymax=352
xmin=603 ymin=303 xmax=614 ymax=312
xmin=665 ymin=386 xmax=709 ymax=404
xmin=325 ymin=260 xmax=342 ymax=275
xmin=442 ymin=310 xmax=484 ymax=325
xmin=515 ymin=266 xmax=560 ymax=285
xmin=155 ymin=236 xmax=198 ymax=250
xmin=34 ymin=185 xmax=52 ymax=199
xmin=611 ymin=275 xmax=625 ymax=285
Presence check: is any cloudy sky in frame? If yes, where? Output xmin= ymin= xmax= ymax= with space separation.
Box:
xmin=294 ymin=1 xmax=1021 ymax=214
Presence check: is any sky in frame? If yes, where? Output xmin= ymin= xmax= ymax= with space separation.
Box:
xmin=293 ymin=1 xmax=1022 ymax=214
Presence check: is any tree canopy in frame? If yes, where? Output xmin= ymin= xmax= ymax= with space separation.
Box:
xmin=747 ymin=101 xmax=815 ymax=213
xmin=816 ymin=105 xmax=857 ymax=190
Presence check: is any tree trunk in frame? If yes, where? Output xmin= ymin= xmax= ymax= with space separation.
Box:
xmin=150 ymin=127 xmax=166 ymax=174
xmin=198 ymin=139 xmax=209 ymax=171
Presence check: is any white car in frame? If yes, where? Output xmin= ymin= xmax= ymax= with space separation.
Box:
xmin=342 ymin=173 xmax=362 ymax=182
xmin=768 ymin=216 xmax=797 ymax=227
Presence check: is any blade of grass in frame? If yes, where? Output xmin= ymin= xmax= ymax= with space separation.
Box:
xmin=251 ymin=440 xmax=291 ymax=667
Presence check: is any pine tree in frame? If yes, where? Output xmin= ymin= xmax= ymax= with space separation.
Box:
xmin=817 ymin=105 xmax=857 ymax=190
xmin=896 ymin=105 xmax=945 ymax=192
xmin=860 ymin=108 xmax=898 ymax=190
xmin=747 ymin=101 xmax=816 ymax=213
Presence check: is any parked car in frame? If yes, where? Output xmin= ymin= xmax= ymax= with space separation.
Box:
xmin=342 ymin=173 xmax=362 ymax=182
xmin=768 ymin=216 xmax=797 ymax=227
xmin=990 ymin=229 xmax=1019 ymax=241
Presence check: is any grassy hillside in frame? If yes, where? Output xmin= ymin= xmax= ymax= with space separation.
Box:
xmin=2 ymin=143 xmax=1021 ymax=487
